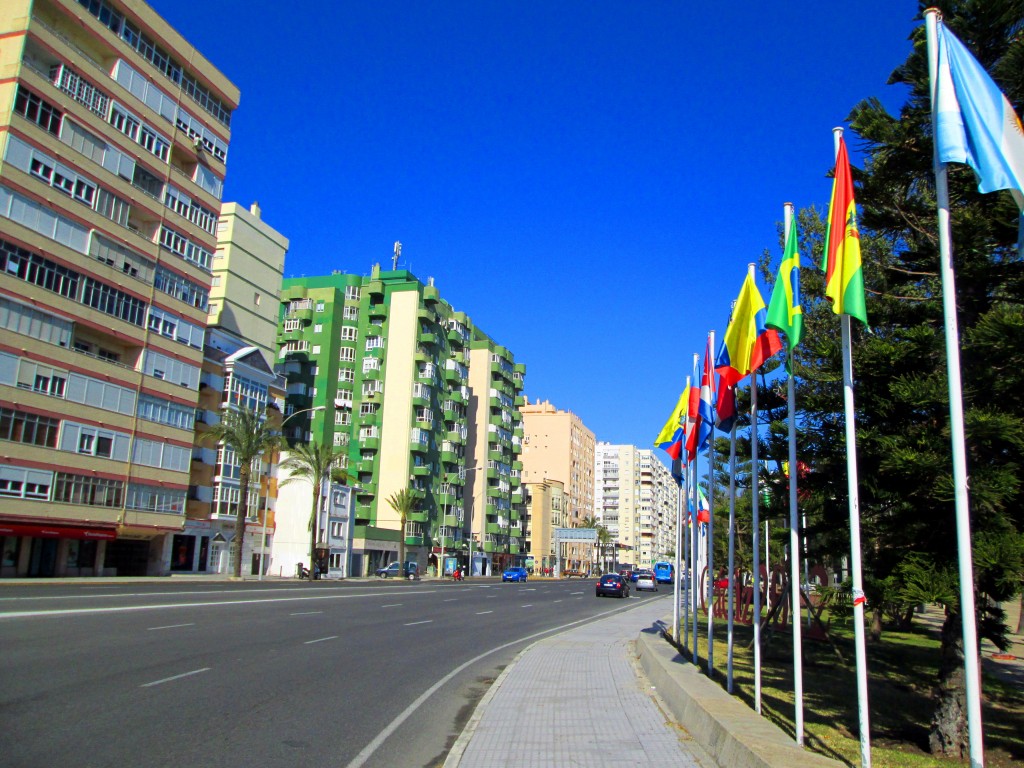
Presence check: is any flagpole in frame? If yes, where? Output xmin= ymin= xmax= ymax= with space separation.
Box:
xmin=925 ymin=12 xmax=985 ymax=766
xmin=707 ymin=330 xmax=716 ymax=678
xmin=682 ymin=376 xmax=692 ymax=653
xmin=691 ymin=353 xmax=700 ymax=665
xmin=833 ymin=126 xmax=872 ymax=768
xmin=747 ymin=262 xmax=763 ymax=714
xmin=784 ymin=201 xmax=805 ymax=746
xmin=673 ymin=463 xmax=683 ymax=646
xmin=726 ymin=421 xmax=737 ymax=693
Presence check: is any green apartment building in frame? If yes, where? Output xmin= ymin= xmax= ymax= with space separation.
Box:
xmin=276 ymin=266 xmax=525 ymax=577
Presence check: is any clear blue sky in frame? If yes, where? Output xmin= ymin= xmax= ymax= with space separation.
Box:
xmin=151 ymin=0 xmax=919 ymax=453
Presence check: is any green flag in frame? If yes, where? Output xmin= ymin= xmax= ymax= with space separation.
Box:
xmin=766 ymin=219 xmax=804 ymax=350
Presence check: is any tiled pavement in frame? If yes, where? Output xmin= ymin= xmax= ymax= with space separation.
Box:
xmin=444 ymin=595 xmax=709 ymax=767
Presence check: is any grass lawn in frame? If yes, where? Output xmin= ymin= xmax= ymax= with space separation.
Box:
xmin=672 ymin=611 xmax=1023 ymax=767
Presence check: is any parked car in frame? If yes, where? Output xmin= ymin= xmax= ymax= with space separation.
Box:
xmin=502 ymin=567 xmax=528 ymax=583
xmin=596 ymin=573 xmax=631 ymax=598
xmin=635 ymin=570 xmax=657 ymax=592
xmin=376 ymin=562 xmax=417 ymax=578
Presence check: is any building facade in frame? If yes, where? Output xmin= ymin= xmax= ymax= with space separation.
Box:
xmin=594 ymin=442 xmax=677 ymax=570
xmin=275 ymin=266 xmax=525 ymax=578
xmin=519 ymin=398 xmax=595 ymax=570
xmin=0 ymin=0 xmax=238 ymax=577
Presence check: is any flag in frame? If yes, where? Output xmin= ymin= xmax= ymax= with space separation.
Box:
xmin=935 ymin=22 xmax=1024 ymax=210
xmin=766 ymin=218 xmax=804 ymax=350
xmin=696 ymin=486 xmax=710 ymax=524
xmin=696 ymin=337 xmax=715 ymax=452
xmin=684 ymin=384 xmax=701 ymax=462
xmin=655 ymin=388 xmax=689 ymax=460
xmin=716 ymin=379 xmax=737 ymax=432
xmin=822 ymin=136 xmax=868 ymax=325
xmin=715 ymin=273 xmax=782 ymax=387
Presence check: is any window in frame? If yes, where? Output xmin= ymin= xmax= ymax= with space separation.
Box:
xmin=362 ymin=358 xmax=380 ymax=373
xmin=0 ymin=466 xmax=53 ymax=500
xmin=0 ymin=408 xmax=59 ymax=447
xmin=337 ymin=412 xmax=351 ymax=426
xmin=54 ymin=472 xmax=122 ymax=507
xmin=340 ymin=326 xmax=357 ymax=341
xmin=359 ymin=403 xmax=377 ymax=416
xmin=109 ymin=103 xmax=140 ymax=142
xmin=333 ymin=432 xmax=344 ymax=446
xmin=343 ymin=306 xmax=359 ymax=320
xmin=312 ymin=345 xmax=321 ymax=355
xmin=345 ymin=286 xmax=360 ymax=301
xmin=314 ymin=324 xmax=323 ymax=334
xmin=14 ymin=86 xmax=61 ymax=135
xmin=337 ymin=368 xmax=354 ymax=383
xmin=126 ymin=483 xmax=186 ymax=514
xmin=315 ymin=301 xmax=325 ymax=312
xmin=339 ymin=348 xmax=355 ymax=362
xmin=137 ymin=394 xmax=194 ymax=430
xmin=365 ymin=336 xmax=383 ymax=351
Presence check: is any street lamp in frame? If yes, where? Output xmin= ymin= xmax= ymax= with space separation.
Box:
xmin=258 ymin=405 xmax=326 ymax=581
xmin=459 ymin=464 xmax=483 ymax=578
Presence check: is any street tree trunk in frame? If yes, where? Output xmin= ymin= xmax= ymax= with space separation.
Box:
xmin=870 ymin=605 xmax=884 ymax=642
xmin=233 ymin=467 xmax=249 ymax=578
xmin=308 ymin=492 xmax=318 ymax=578
xmin=1016 ymin=589 xmax=1023 ymax=635
xmin=929 ymin=607 xmax=969 ymax=758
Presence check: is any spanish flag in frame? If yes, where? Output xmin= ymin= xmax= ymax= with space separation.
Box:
xmin=822 ymin=136 xmax=868 ymax=325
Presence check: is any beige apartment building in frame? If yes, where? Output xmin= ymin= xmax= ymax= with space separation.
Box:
xmin=520 ymin=397 xmax=595 ymax=571
xmin=0 ymin=0 xmax=238 ymax=577
xmin=523 ymin=477 xmax=565 ymax=574
xmin=181 ymin=202 xmax=288 ymax=575
xmin=594 ymin=442 xmax=677 ymax=570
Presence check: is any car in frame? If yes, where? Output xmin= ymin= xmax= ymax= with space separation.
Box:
xmin=596 ymin=573 xmax=630 ymax=598
xmin=635 ymin=570 xmax=657 ymax=592
xmin=618 ymin=568 xmax=634 ymax=583
xmin=502 ymin=567 xmax=528 ymax=582
xmin=376 ymin=562 xmax=417 ymax=578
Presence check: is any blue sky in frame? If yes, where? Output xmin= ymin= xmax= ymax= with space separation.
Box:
xmin=151 ymin=0 xmax=919 ymax=454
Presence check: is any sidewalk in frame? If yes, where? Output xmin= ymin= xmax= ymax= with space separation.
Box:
xmin=915 ymin=600 xmax=1024 ymax=688
xmin=444 ymin=596 xmax=709 ymax=768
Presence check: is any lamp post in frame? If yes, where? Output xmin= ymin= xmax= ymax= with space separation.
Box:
xmin=258 ymin=405 xmax=326 ymax=581
xmin=460 ymin=464 xmax=483 ymax=578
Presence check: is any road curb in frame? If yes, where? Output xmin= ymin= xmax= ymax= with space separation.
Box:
xmin=636 ymin=624 xmax=843 ymax=768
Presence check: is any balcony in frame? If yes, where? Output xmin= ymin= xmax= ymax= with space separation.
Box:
xmin=360 ymin=436 xmax=380 ymax=451
xmin=407 ymin=510 xmax=429 ymax=524
xmin=411 ymin=465 xmax=431 ymax=477
xmin=423 ymin=285 xmax=440 ymax=303
xmin=367 ymin=303 xmax=387 ymax=319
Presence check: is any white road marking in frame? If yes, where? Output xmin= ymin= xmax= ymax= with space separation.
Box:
xmin=475 ymin=610 xmax=493 ymax=615
xmin=304 ymin=635 xmax=338 ymax=645
xmin=0 ymin=590 xmax=441 ymax=619
xmin=570 ymin=591 xmax=583 ymax=595
xmin=290 ymin=611 xmax=323 ymax=616
xmin=520 ymin=605 xmax=533 ymax=608
xmin=380 ymin=604 xmax=403 ymax=608
xmin=141 ymin=667 xmax=209 ymax=687
xmin=553 ymin=599 xmax=562 ymax=603
xmin=443 ymin=598 xmax=458 ymax=602
xmin=147 ymin=622 xmax=194 ymax=631
xmin=404 ymin=620 xmax=433 ymax=626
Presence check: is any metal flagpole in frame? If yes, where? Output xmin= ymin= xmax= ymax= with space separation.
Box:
xmin=690 ymin=353 xmax=700 ymax=665
xmin=924 ymin=12 xmax=985 ymax=765
xmin=784 ymin=202 xmax=805 ymax=746
xmin=706 ymin=330 xmax=716 ymax=677
xmin=833 ymin=126 xmax=872 ymax=768
xmin=750 ymin=294 xmax=762 ymax=712
xmin=726 ymin=421 xmax=738 ymax=693
xmin=673 ymin=460 xmax=683 ymax=646
xmin=682 ymin=376 xmax=691 ymax=652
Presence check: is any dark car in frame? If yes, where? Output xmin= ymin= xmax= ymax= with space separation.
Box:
xmin=502 ymin=567 xmax=528 ymax=582
xmin=376 ymin=562 xmax=417 ymax=578
xmin=596 ymin=573 xmax=630 ymax=598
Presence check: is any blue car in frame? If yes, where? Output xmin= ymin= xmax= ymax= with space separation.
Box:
xmin=502 ymin=567 xmax=528 ymax=582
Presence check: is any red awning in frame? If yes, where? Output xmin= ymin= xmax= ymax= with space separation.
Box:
xmin=0 ymin=523 xmax=118 ymax=540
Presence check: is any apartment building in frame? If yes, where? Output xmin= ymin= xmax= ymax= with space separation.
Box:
xmin=594 ymin=443 xmax=677 ymax=570
xmin=0 ymin=0 xmax=238 ymax=577
xmin=519 ymin=397 xmax=595 ymax=569
xmin=181 ymin=202 xmax=288 ymax=575
xmin=275 ymin=266 xmax=525 ymax=578
xmin=522 ymin=477 xmax=565 ymax=574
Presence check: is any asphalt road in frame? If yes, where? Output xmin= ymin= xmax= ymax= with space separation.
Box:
xmin=0 ymin=577 xmax=666 ymax=768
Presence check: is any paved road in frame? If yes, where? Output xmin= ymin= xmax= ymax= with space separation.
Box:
xmin=0 ymin=578 xmax=659 ymax=768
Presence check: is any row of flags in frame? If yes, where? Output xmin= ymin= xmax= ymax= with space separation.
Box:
xmin=657 ymin=17 xmax=1024 ymax=466
xmin=652 ymin=15 xmax=1024 ymax=768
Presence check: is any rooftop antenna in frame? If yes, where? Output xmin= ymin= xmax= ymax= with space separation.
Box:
xmin=392 ymin=241 xmax=402 ymax=270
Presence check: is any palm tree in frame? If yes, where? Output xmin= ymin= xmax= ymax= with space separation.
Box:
xmin=203 ymin=407 xmax=280 ymax=578
xmin=279 ymin=442 xmax=348 ymax=578
xmin=386 ymin=489 xmax=417 ymax=575
xmin=596 ymin=526 xmax=612 ymax=574
xmin=581 ymin=514 xmax=601 ymax=574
